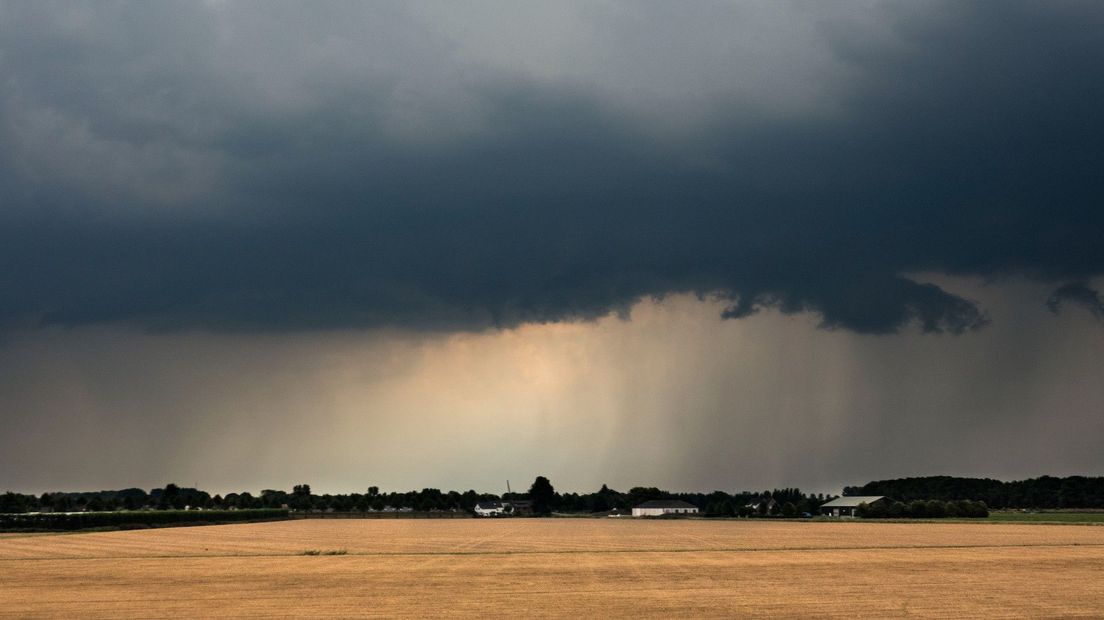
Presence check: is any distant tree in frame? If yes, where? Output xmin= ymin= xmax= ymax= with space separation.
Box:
xmin=944 ymin=500 xmax=962 ymax=518
xmin=188 ymin=489 xmax=213 ymax=509
xmin=0 ymin=492 xmax=32 ymax=513
xmin=157 ymin=484 xmax=183 ymax=510
xmin=907 ymin=500 xmax=927 ymax=518
xmin=589 ymin=493 xmax=610 ymax=513
xmin=886 ymin=501 xmax=905 ymax=519
xmin=367 ymin=486 xmax=379 ymax=496
xmin=702 ymin=491 xmax=732 ymax=516
xmin=289 ymin=485 xmax=314 ymax=511
xmin=925 ymin=500 xmax=946 ymax=518
xmin=41 ymin=493 xmax=69 ymax=513
xmin=705 ymin=502 xmax=726 ymax=516
xmin=973 ymin=501 xmax=990 ymax=518
xmin=627 ymin=487 xmax=668 ymax=508
xmin=592 ymin=484 xmax=626 ymax=511
xmin=781 ymin=502 xmax=797 ymax=518
xmin=417 ymin=488 xmax=444 ymax=511
xmin=970 ymin=500 xmax=983 ymax=517
xmin=529 ymin=476 xmax=556 ymax=515
xmin=260 ymin=489 xmax=288 ymax=509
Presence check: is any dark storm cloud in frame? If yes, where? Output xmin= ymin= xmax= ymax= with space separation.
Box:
xmin=1 ymin=1 xmax=1103 ymax=335
xmin=1048 ymin=282 xmax=1104 ymax=321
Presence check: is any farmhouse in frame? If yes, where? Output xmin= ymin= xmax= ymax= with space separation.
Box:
xmin=632 ymin=500 xmax=699 ymax=517
xmin=819 ymin=496 xmax=886 ymax=518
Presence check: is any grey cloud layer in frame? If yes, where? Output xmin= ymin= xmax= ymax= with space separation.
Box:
xmin=1 ymin=1 xmax=1102 ymax=334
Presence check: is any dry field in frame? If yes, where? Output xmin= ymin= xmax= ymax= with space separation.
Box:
xmin=3 ymin=519 xmax=1104 ymax=618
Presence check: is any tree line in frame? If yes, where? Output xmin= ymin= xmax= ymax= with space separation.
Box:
xmin=549 ymin=484 xmax=829 ymax=517
xmin=856 ymin=499 xmax=989 ymax=519
xmin=10 ymin=474 xmax=1101 ymax=516
xmin=845 ymin=475 xmax=1104 ymax=509
xmin=0 ymin=509 xmax=288 ymax=531
xmin=1 ymin=480 xmax=830 ymax=517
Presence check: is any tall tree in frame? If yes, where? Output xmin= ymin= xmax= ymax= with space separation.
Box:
xmin=529 ymin=476 xmax=556 ymax=515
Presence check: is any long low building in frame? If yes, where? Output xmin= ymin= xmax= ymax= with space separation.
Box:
xmin=819 ymin=496 xmax=886 ymax=518
xmin=632 ymin=500 xmax=699 ymax=517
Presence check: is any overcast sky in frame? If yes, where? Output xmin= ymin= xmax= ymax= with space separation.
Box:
xmin=1 ymin=1 xmax=1102 ymax=495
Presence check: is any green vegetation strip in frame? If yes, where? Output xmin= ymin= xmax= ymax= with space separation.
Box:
xmin=987 ymin=512 xmax=1104 ymax=523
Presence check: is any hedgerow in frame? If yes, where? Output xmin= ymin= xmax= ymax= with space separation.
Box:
xmin=0 ymin=508 xmax=289 ymax=531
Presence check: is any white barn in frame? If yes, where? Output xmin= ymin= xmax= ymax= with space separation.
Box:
xmin=632 ymin=500 xmax=699 ymax=517
xmin=474 ymin=501 xmax=508 ymax=517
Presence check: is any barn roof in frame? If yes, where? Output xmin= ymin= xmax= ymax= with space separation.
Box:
xmin=634 ymin=500 xmax=698 ymax=509
xmin=820 ymin=496 xmax=886 ymax=508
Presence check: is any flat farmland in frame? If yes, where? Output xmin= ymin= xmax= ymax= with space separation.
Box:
xmin=3 ymin=519 xmax=1104 ymax=618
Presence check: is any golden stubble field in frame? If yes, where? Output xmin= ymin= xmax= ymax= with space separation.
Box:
xmin=3 ymin=519 xmax=1104 ymax=618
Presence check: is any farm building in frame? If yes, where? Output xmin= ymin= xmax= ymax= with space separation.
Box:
xmin=819 ymin=496 xmax=886 ymax=518
xmin=745 ymin=496 xmax=779 ymax=515
xmin=474 ymin=499 xmax=535 ymax=517
xmin=632 ymin=500 xmax=699 ymax=517
xmin=507 ymin=500 xmax=534 ymax=516
xmin=474 ymin=501 xmax=508 ymax=517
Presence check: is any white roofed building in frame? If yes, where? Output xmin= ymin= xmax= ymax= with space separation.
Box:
xmin=819 ymin=496 xmax=886 ymax=518
xmin=474 ymin=501 xmax=508 ymax=517
xmin=632 ymin=500 xmax=699 ymax=517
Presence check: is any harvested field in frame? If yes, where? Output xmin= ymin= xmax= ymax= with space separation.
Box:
xmin=3 ymin=519 xmax=1104 ymax=618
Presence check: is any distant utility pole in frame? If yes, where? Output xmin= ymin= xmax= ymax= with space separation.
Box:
xmin=507 ymin=480 xmax=511 ymax=495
